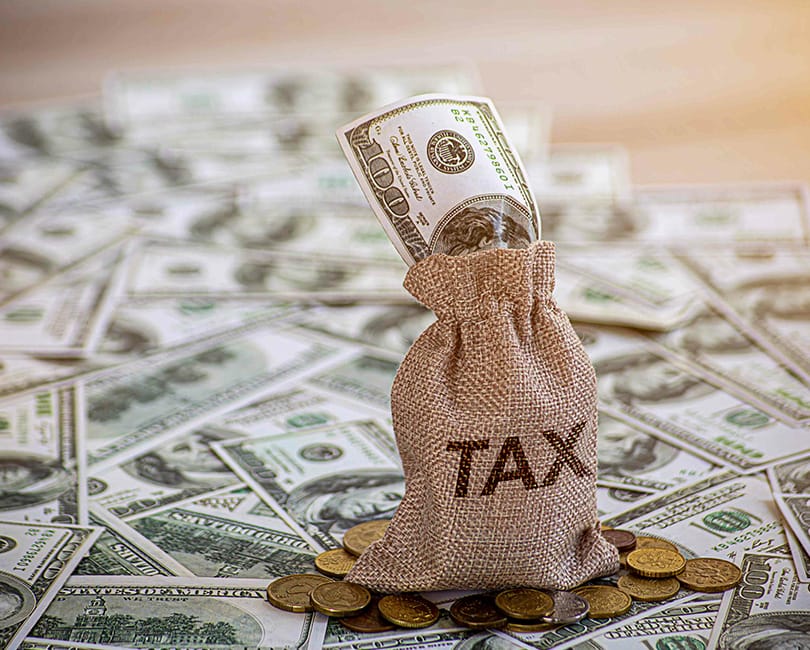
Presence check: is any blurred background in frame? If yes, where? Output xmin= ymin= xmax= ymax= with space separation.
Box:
xmin=2 ymin=0 xmax=809 ymax=185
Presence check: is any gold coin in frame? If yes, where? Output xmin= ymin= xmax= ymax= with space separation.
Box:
xmin=341 ymin=594 xmax=396 ymax=633
xmin=505 ymin=620 xmax=557 ymax=633
xmin=677 ymin=557 xmax=742 ymax=593
xmin=314 ymin=549 xmax=357 ymax=579
xmin=494 ymin=588 xmax=554 ymax=621
xmin=309 ymin=581 xmax=371 ymax=617
xmin=266 ymin=574 xmax=333 ymax=613
xmin=635 ymin=536 xmax=679 ymax=553
xmin=572 ymin=586 xmax=632 ymax=619
xmin=378 ymin=594 xmax=440 ymax=629
xmin=626 ymin=548 xmax=686 ymax=578
xmin=617 ymin=574 xmax=681 ymax=602
xmin=449 ymin=594 xmax=507 ymax=629
xmin=343 ymin=519 xmax=390 ymax=557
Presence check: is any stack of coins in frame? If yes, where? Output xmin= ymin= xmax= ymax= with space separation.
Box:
xmin=265 ymin=521 xmax=742 ymax=635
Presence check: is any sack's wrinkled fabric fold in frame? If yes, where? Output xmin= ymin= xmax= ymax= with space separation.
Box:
xmin=345 ymin=241 xmax=619 ymax=592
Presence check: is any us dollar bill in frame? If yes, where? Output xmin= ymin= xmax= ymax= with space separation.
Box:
xmin=649 ymin=298 xmax=810 ymax=425
xmin=73 ymin=509 xmax=179 ymax=577
xmin=0 ymin=208 xmax=134 ymax=306
xmin=580 ymin=324 xmax=810 ymax=473
xmin=98 ymin=296 xmax=293 ymax=362
xmin=678 ymin=245 xmax=810 ymax=385
xmin=293 ymin=303 xmax=434 ymax=355
xmin=0 ymin=384 xmax=86 ymax=525
xmin=709 ymin=552 xmax=810 ymax=649
xmin=126 ymin=484 xmax=317 ymax=579
xmin=571 ymin=600 xmax=720 ymax=650
xmin=337 ymin=94 xmax=539 ymax=265
xmin=0 ymin=244 xmax=128 ymax=357
xmin=767 ymin=453 xmax=810 ymax=561
xmin=89 ymin=425 xmax=243 ymax=520
xmin=125 ymin=239 xmax=408 ymax=302
xmin=28 ymin=576 xmax=326 ymax=650
xmin=0 ymin=519 xmax=101 ymax=650
xmin=0 ymin=355 xmax=98 ymax=402
xmin=212 ymin=419 xmax=400 ymax=551
xmin=82 ymin=319 xmax=353 ymax=470
xmin=633 ymin=183 xmax=810 ymax=245
xmin=305 ymin=350 xmax=400 ymax=413
xmin=596 ymin=411 xmax=717 ymax=493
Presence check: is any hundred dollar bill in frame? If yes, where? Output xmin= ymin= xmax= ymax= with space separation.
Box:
xmin=529 ymin=144 xmax=632 ymax=203
xmin=82 ymin=319 xmax=354 ymax=470
xmin=294 ymin=303 xmax=434 ymax=354
xmin=767 ymin=453 xmax=810 ymax=561
xmin=0 ymin=519 xmax=101 ymax=650
xmin=709 ymin=552 xmax=810 ymax=649
xmin=580 ymin=324 xmax=810 ymax=473
xmin=0 ymin=355 xmax=97 ymax=401
xmin=98 ymin=296 xmax=293 ymax=361
xmin=0 ymin=208 xmax=135 ymax=306
xmin=306 ymin=350 xmax=401 ymax=413
xmin=557 ymin=265 xmax=697 ymax=332
xmin=0 ymin=384 xmax=86 ymax=525
xmin=213 ymin=419 xmax=400 ymax=552
xmin=649 ymin=298 xmax=810 ymax=425
xmin=560 ymin=243 xmax=704 ymax=315
xmin=678 ymin=244 xmax=810 ymax=385
xmin=337 ymin=94 xmax=539 ymax=265
xmin=125 ymin=239 xmax=408 ymax=302
xmin=127 ymin=484 xmax=317 ymax=579
xmin=0 ymin=159 xmax=80 ymax=227
xmin=634 ymin=183 xmax=810 ymax=245
xmin=596 ymin=411 xmax=717 ymax=494
xmin=573 ymin=600 xmax=720 ymax=650
xmin=0 ymin=244 xmax=128 ymax=357
xmin=73 ymin=509 xmax=179 ymax=577
xmin=596 ymin=485 xmax=656 ymax=519
xmin=28 ymin=576 xmax=326 ymax=650
xmin=89 ymin=425 xmax=243 ymax=520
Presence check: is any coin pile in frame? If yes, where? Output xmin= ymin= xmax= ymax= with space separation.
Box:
xmin=266 ymin=522 xmax=744 ymax=634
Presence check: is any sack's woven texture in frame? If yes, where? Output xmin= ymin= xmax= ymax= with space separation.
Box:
xmin=345 ymin=241 xmax=619 ymax=592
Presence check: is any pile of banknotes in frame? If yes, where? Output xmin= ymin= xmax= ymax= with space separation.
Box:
xmin=2 ymin=64 xmax=810 ymax=650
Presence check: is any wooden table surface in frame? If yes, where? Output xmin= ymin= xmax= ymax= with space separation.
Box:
xmin=1 ymin=0 xmax=808 ymax=186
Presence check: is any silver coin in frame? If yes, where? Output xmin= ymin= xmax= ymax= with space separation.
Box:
xmin=541 ymin=590 xmax=589 ymax=624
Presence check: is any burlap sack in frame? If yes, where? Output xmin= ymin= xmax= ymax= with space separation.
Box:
xmin=345 ymin=241 xmax=619 ymax=592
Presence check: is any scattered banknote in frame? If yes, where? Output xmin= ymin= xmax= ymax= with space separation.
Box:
xmin=649 ymin=297 xmax=810 ymax=426
xmin=709 ymin=552 xmax=810 ymax=649
xmin=0 ymin=519 xmax=101 ymax=650
xmin=213 ymin=419 xmax=401 ymax=551
xmin=337 ymin=94 xmax=540 ymax=264
xmin=580 ymin=324 xmax=810 ymax=473
xmin=124 ymin=238 xmax=408 ymax=302
xmin=82 ymin=319 xmax=354 ymax=470
xmin=767 ymin=453 xmax=810 ymax=562
xmin=126 ymin=484 xmax=317 ymax=579
xmin=28 ymin=576 xmax=327 ymax=650
xmin=0 ymin=384 xmax=87 ymax=525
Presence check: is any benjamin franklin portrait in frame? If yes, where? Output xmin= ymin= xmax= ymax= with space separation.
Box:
xmin=718 ymin=612 xmax=810 ymax=650
xmin=0 ymin=455 xmax=73 ymax=511
xmin=123 ymin=427 xmax=240 ymax=489
xmin=0 ymin=574 xmax=35 ymax=627
xmin=672 ymin=312 xmax=752 ymax=356
xmin=596 ymin=352 xmax=715 ymax=405
xmin=597 ymin=413 xmax=679 ymax=478
xmin=285 ymin=470 xmax=404 ymax=541
xmin=433 ymin=202 xmax=533 ymax=257
xmin=730 ymin=275 xmax=810 ymax=321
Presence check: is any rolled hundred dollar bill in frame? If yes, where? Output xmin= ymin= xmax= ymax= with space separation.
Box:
xmin=337 ymin=94 xmax=540 ymax=265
